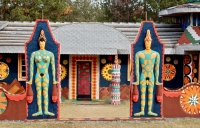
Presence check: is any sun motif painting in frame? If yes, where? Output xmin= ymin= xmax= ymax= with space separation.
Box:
xmin=101 ymin=63 xmax=112 ymax=81
xmin=60 ymin=65 xmax=67 ymax=80
xmin=0 ymin=62 xmax=9 ymax=80
xmin=180 ymin=85 xmax=200 ymax=114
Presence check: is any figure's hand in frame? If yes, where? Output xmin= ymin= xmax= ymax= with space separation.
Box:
xmin=132 ymin=85 xmax=139 ymax=102
xmin=26 ymin=84 xmax=33 ymax=103
xmin=132 ymin=81 xmax=139 ymax=86
xmin=52 ymin=84 xmax=58 ymax=102
xmin=26 ymin=81 xmax=32 ymax=85
xmin=156 ymin=85 xmax=163 ymax=103
xmin=156 ymin=82 xmax=162 ymax=86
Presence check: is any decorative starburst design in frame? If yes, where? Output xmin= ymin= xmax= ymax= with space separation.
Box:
xmin=189 ymin=94 xmax=199 ymax=106
xmin=101 ymin=63 xmax=112 ymax=81
xmin=60 ymin=65 xmax=67 ymax=80
xmin=180 ymin=85 xmax=200 ymax=114
xmin=163 ymin=64 xmax=176 ymax=81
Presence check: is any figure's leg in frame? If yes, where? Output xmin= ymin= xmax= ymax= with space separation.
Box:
xmin=32 ymin=78 xmax=43 ymax=116
xmin=43 ymin=78 xmax=55 ymax=116
xmin=134 ymin=80 xmax=146 ymax=116
xmin=147 ymin=81 xmax=157 ymax=116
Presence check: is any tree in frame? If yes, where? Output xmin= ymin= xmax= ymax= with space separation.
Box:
xmin=0 ymin=0 xmax=72 ymax=22
xmin=100 ymin=0 xmax=143 ymax=22
xmin=145 ymin=0 xmax=188 ymax=22
xmin=100 ymin=0 xmax=188 ymax=23
xmin=65 ymin=0 xmax=104 ymax=22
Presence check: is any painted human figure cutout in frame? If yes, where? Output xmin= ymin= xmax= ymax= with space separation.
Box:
xmin=132 ymin=29 xmax=162 ymax=116
xmin=26 ymin=30 xmax=58 ymax=116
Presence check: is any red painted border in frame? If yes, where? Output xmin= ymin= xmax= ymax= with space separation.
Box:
xmin=71 ymin=55 xmax=97 ymax=100
xmin=24 ymin=19 xmax=60 ymax=118
xmin=130 ymin=21 xmax=165 ymax=117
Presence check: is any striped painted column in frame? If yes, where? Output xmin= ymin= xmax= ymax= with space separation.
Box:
xmin=111 ymin=54 xmax=121 ymax=105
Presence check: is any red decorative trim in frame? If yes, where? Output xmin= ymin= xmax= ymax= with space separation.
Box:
xmin=130 ymin=21 xmax=165 ymax=117
xmin=5 ymin=92 xmax=26 ymax=101
xmin=163 ymin=89 xmax=181 ymax=98
xmin=71 ymin=55 xmax=98 ymax=100
xmin=24 ymin=19 xmax=60 ymax=119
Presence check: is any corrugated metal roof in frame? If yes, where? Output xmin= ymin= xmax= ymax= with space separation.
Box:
xmin=159 ymin=3 xmax=200 ymax=17
xmin=53 ymin=23 xmax=130 ymax=54
xmin=0 ymin=21 xmax=183 ymax=54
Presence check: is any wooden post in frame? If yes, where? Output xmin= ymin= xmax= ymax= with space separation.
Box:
xmin=145 ymin=11 xmax=147 ymax=21
xmin=42 ymin=10 xmax=44 ymax=19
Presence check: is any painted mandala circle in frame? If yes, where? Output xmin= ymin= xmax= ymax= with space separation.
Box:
xmin=0 ymin=62 xmax=9 ymax=80
xmin=163 ymin=64 xmax=176 ymax=81
xmin=174 ymin=59 xmax=178 ymax=65
xmin=184 ymin=76 xmax=191 ymax=85
xmin=101 ymin=58 xmax=106 ymax=64
xmin=101 ymin=63 xmax=112 ymax=81
xmin=0 ymin=90 xmax=7 ymax=114
xmin=180 ymin=85 xmax=200 ymax=114
xmin=184 ymin=55 xmax=191 ymax=64
xmin=63 ymin=60 xmax=68 ymax=65
xmin=184 ymin=65 xmax=191 ymax=75
xmin=166 ymin=57 xmax=171 ymax=62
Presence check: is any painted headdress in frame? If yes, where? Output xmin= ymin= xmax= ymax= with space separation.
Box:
xmin=38 ymin=29 xmax=47 ymax=43
xmin=144 ymin=29 xmax=152 ymax=42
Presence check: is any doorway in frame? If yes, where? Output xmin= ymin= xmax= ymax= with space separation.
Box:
xmin=76 ymin=61 xmax=91 ymax=100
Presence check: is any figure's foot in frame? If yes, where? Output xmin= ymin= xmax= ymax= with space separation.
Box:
xmin=148 ymin=111 xmax=158 ymax=116
xmin=44 ymin=111 xmax=55 ymax=116
xmin=32 ymin=111 xmax=43 ymax=116
xmin=134 ymin=111 xmax=144 ymax=116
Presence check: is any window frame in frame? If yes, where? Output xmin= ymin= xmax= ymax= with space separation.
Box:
xmin=18 ymin=53 xmax=26 ymax=81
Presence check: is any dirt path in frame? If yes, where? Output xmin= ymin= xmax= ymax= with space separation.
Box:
xmin=60 ymin=100 xmax=130 ymax=118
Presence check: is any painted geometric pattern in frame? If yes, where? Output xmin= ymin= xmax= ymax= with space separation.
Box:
xmin=177 ymin=26 xmax=200 ymax=44
xmin=77 ymin=62 xmax=91 ymax=95
xmin=0 ymin=90 xmax=7 ymax=114
xmin=71 ymin=56 xmax=97 ymax=100
xmin=163 ymin=64 xmax=176 ymax=81
xmin=180 ymin=85 xmax=200 ymax=114
xmin=184 ymin=54 xmax=199 ymax=85
xmin=101 ymin=63 xmax=112 ymax=81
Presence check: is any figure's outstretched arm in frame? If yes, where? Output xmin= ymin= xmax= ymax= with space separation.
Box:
xmin=155 ymin=53 xmax=162 ymax=85
xmin=132 ymin=53 xmax=140 ymax=85
xmin=27 ymin=52 xmax=35 ymax=84
xmin=50 ymin=53 xmax=57 ymax=84
xmin=155 ymin=53 xmax=162 ymax=103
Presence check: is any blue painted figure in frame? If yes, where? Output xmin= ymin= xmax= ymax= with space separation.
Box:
xmin=132 ymin=30 xmax=162 ymax=116
xmin=27 ymin=30 xmax=58 ymax=116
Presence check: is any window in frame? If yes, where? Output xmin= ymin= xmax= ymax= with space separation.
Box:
xmin=18 ymin=53 xmax=26 ymax=81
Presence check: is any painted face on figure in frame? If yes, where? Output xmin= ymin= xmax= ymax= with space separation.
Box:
xmin=144 ymin=30 xmax=152 ymax=50
xmin=39 ymin=41 xmax=46 ymax=50
xmin=145 ymin=38 xmax=152 ymax=50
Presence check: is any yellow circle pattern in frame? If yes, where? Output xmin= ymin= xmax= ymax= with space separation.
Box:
xmin=101 ymin=58 xmax=106 ymax=64
xmin=63 ymin=60 xmax=68 ymax=65
xmin=101 ymin=63 xmax=112 ymax=81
